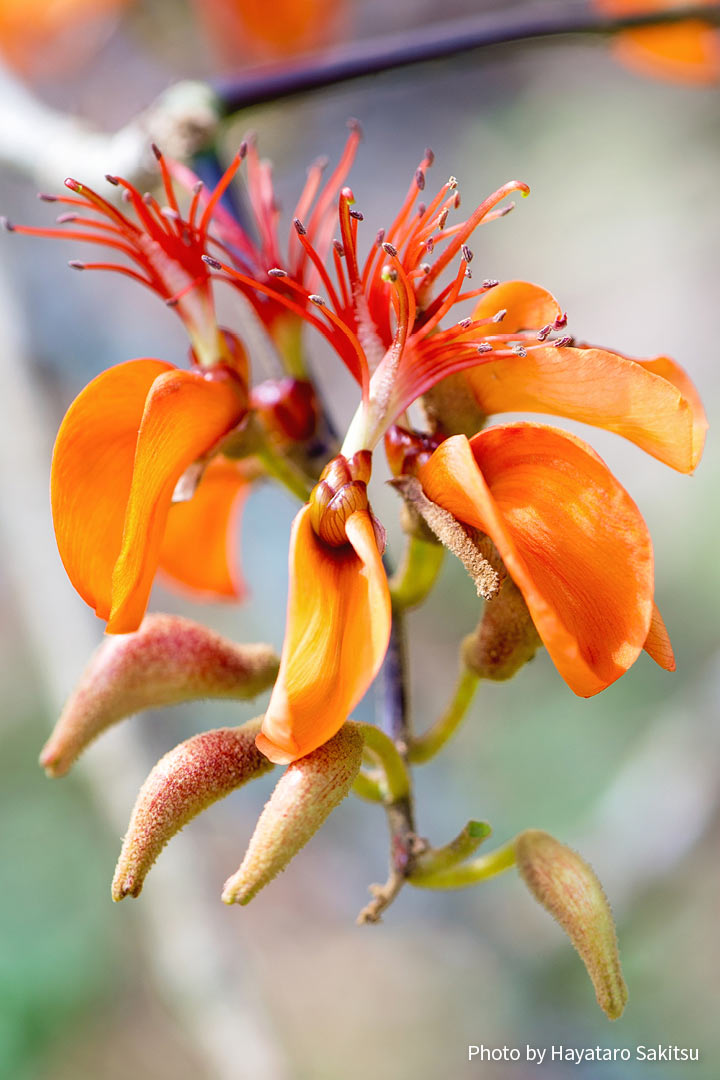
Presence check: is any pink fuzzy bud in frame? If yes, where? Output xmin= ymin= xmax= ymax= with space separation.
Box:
xmin=113 ymin=719 xmax=273 ymax=901
xmin=40 ymin=614 xmax=279 ymax=777
xmin=221 ymin=723 xmax=364 ymax=906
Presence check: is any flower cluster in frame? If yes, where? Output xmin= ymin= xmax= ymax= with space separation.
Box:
xmin=5 ymin=127 xmax=707 ymax=1018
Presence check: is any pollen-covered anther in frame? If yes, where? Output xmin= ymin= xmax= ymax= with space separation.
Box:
xmin=308 ymin=451 xmax=373 ymax=547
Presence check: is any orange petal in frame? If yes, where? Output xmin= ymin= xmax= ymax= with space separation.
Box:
xmin=256 ymin=505 xmax=391 ymax=763
xmin=159 ymin=457 xmax=250 ymax=601
xmin=107 ymin=369 xmax=246 ymax=633
xmin=471 ymin=280 xmax=563 ymax=332
xmin=632 ymin=353 xmax=707 ymax=471
xmin=51 ymin=359 xmax=174 ymax=622
xmin=644 ymin=603 xmax=676 ymax=671
xmin=419 ymin=425 xmax=654 ymax=697
xmin=463 ymin=345 xmax=702 ymax=472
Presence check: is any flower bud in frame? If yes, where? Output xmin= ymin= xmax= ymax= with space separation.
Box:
xmin=462 ymin=578 xmax=541 ymax=681
xmin=384 ymin=425 xmax=444 ymax=478
xmin=222 ymin=722 xmax=364 ymax=905
xmin=40 ymin=614 xmax=279 ymax=777
xmin=251 ymin=377 xmax=318 ymax=443
xmin=515 ymin=829 xmax=628 ymax=1020
xmin=113 ymin=719 xmax=273 ymax=901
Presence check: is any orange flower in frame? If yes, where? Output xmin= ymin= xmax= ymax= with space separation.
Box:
xmin=209 ymin=161 xmax=532 ymax=444
xmin=172 ymin=126 xmax=362 ymax=357
xmin=256 ymin=452 xmax=391 ymax=763
xmin=52 ymin=358 xmax=248 ymax=634
xmin=596 ymin=0 xmax=720 ymax=84
xmin=418 ymin=423 xmax=666 ymax=696
xmin=9 ymin=150 xmax=268 ymax=630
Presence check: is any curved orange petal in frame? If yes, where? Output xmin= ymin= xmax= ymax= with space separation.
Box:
xmin=158 ymin=457 xmax=250 ymax=601
xmin=418 ymin=425 xmax=654 ymax=697
xmin=257 ymin=505 xmax=391 ymax=764
xmin=471 ymin=280 xmax=563 ymax=332
xmin=463 ymin=345 xmax=702 ymax=472
xmin=644 ymin=603 xmax=676 ymax=671
xmin=51 ymin=359 xmax=174 ymax=622
xmin=107 ymin=370 xmax=246 ymax=633
xmin=631 ymin=353 xmax=707 ymax=470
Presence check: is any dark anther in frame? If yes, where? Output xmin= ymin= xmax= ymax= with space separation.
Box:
xmin=151 ymin=143 xmax=163 ymax=160
xmin=415 ymin=169 xmax=426 ymax=191
xmin=482 ymin=279 xmax=499 ymax=289
xmin=476 ymin=343 xmax=493 ymax=353
xmin=202 ymin=255 xmax=223 ymax=270
xmin=293 ymin=218 xmax=307 ymax=235
xmin=268 ymin=268 xmax=288 ymax=278
xmin=382 ymin=242 xmax=398 ymax=258
xmin=492 ymin=309 xmax=507 ymax=323
xmin=104 ymin=174 xmax=119 ymax=186
xmin=349 ymin=209 xmax=364 ymax=221
xmin=461 ymin=244 xmax=473 ymax=263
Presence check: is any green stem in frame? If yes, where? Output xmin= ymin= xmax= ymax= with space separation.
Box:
xmin=409 ymin=840 xmax=516 ymax=890
xmin=409 ymin=821 xmax=491 ymax=883
xmin=408 ymin=667 xmax=479 ymax=764
xmin=256 ymin=443 xmax=314 ymax=502
xmin=389 ymin=536 xmax=444 ymax=612
xmin=358 ymin=724 xmax=411 ymax=802
xmin=352 ymin=771 xmax=384 ymax=803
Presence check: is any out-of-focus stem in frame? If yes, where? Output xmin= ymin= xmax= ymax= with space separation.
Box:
xmin=389 ymin=535 xmax=444 ymax=612
xmin=408 ymin=667 xmax=479 ymax=765
xmin=410 ymin=840 xmax=517 ymax=890
xmin=359 ymin=724 xmax=410 ymax=802
xmin=213 ymin=5 xmax=720 ymax=112
xmin=256 ymin=442 xmax=314 ymax=502
xmin=409 ymin=820 xmax=491 ymax=883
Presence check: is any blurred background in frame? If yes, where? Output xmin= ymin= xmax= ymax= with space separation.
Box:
xmin=0 ymin=1 xmax=718 ymax=1078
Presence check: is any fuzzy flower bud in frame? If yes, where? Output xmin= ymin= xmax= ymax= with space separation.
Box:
xmin=113 ymin=719 xmax=273 ymax=900
xmin=515 ymin=829 xmax=628 ymax=1020
xmin=462 ymin=578 xmax=542 ymax=681
xmin=40 ymin=614 xmax=279 ymax=777
xmin=222 ymin=722 xmax=364 ymax=905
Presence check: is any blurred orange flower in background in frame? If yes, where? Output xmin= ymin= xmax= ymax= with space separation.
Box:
xmin=597 ymin=0 xmax=720 ymax=83
xmin=0 ymin=0 xmax=130 ymax=78
xmin=189 ymin=0 xmax=343 ymax=64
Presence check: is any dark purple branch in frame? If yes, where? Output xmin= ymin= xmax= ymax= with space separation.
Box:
xmin=212 ymin=4 xmax=720 ymax=113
